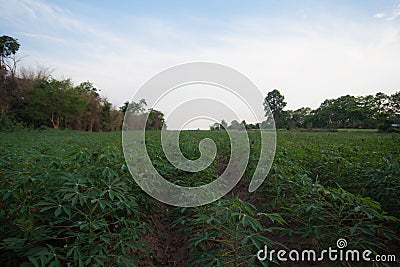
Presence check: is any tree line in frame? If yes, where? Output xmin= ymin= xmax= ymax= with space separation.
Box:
xmin=211 ymin=89 xmax=399 ymax=131
xmin=2 ymin=35 xmax=398 ymax=132
xmin=0 ymin=35 xmax=165 ymax=132
xmin=265 ymin=89 xmax=400 ymax=130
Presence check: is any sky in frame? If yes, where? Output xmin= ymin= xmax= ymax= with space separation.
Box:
xmin=1 ymin=0 xmax=400 ymax=128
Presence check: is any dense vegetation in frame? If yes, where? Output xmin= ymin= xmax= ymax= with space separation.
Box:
xmin=0 ymin=36 xmax=166 ymax=132
xmin=1 ymin=130 xmax=399 ymax=266
xmin=212 ymin=90 xmax=400 ymax=131
xmin=266 ymin=89 xmax=400 ymax=130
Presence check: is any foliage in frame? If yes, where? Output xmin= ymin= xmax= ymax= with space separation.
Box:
xmin=258 ymin=90 xmax=400 ymax=130
xmin=283 ymin=176 xmax=398 ymax=251
xmin=120 ymin=99 xmax=147 ymax=115
xmin=0 ymin=115 xmax=20 ymax=132
xmin=1 ymin=77 xmax=122 ymax=131
xmin=173 ymin=198 xmax=285 ymax=267
xmin=263 ymin=89 xmax=287 ymax=129
xmin=27 ymin=79 xmax=86 ymax=129
xmin=0 ymin=35 xmax=20 ymax=74
xmin=1 ymin=129 xmax=399 ymax=266
xmin=306 ymin=92 xmax=400 ymax=129
xmin=0 ymin=131 xmax=152 ymax=266
xmin=146 ymin=109 xmax=165 ymax=130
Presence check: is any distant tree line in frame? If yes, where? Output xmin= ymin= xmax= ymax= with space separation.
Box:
xmin=0 ymin=35 xmax=124 ymax=131
xmin=210 ymin=119 xmax=260 ymax=131
xmin=263 ymin=89 xmax=400 ymax=130
xmin=120 ymin=99 xmax=165 ymax=130
xmin=2 ymin=35 xmax=398 ymax=132
xmin=211 ymin=89 xmax=400 ymax=131
xmin=0 ymin=35 xmax=165 ymax=132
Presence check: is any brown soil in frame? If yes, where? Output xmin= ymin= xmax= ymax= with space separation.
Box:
xmin=135 ymin=204 xmax=190 ymax=266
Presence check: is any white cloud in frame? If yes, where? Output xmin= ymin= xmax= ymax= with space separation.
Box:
xmin=16 ymin=32 xmax=65 ymax=43
xmin=194 ymin=26 xmax=400 ymax=110
xmin=387 ymin=9 xmax=400 ymax=20
xmin=374 ymin=13 xmax=386 ymax=18
xmin=377 ymin=1 xmax=400 ymax=20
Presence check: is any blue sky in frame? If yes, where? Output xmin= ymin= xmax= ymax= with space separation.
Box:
xmin=1 ymin=0 xmax=400 ymax=121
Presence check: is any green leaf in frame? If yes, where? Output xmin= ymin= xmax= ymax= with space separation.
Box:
xmin=54 ymin=207 xmax=62 ymax=217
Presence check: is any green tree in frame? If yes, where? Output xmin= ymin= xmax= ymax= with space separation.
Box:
xmin=228 ymin=120 xmax=241 ymax=130
xmin=390 ymin=91 xmax=400 ymax=122
xmin=220 ymin=119 xmax=228 ymax=130
xmin=0 ymin=36 xmax=21 ymax=116
xmin=120 ymin=99 xmax=147 ymax=114
xmin=305 ymin=93 xmax=398 ymax=129
xmin=210 ymin=122 xmax=220 ymax=131
xmin=100 ymin=98 xmax=113 ymax=131
xmin=308 ymin=95 xmax=364 ymax=128
xmin=0 ymin=35 xmax=20 ymax=75
xmin=146 ymin=109 xmax=165 ymax=130
xmin=292 ymin=107 xmax=312 ymax=128
xmin=263 ymin=89 xmax=287 ymax=116
xmin=28 ymin=79 xmax=86 ymax=129
xmin=72 ymin=81 xmax=102 ymax=131
xmin=277 ymin=110 xmax=293 ymax=130
xmin=241 ymin=120 xmax=247 ymax=129
xmin=263 ymin=89 xmax=287 ymax=128
xmin=110 ymin=109 xmax=123 ymax=130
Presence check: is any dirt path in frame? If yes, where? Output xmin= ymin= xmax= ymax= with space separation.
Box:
xmin=136 ymin=203 xmax=189 ymax=266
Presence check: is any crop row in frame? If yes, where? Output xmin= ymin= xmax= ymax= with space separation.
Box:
xmin=1 ymin=130 xmax=399 ymax=266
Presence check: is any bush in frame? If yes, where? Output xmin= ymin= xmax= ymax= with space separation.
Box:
xmin=0 ymin=116 xmax=16 ymax=132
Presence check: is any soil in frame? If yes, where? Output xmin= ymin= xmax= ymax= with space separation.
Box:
xmin=135 ymin=204 xmax=190 ymax=266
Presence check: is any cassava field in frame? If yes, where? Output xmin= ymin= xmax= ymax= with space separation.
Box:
xmin=1 ymin=130 xmax=399 ymax=266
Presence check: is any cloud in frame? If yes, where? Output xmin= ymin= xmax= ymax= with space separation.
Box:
xmin=16 ymin=32 xmax=65 ymax=43
xmin=197 ymin=25 xmax=400 ymax=108
xmin=375 ymin=2 xmax=400 ymax=20
xmin=1 ymin=0 xmax=75 ymax=29
xmin=2 ymin=0 xmax=400 ymax=113
xmin=387 ymin=8 xmax=400 ymax=20
xmin=374 ymin=13 xmax=386 ymax=19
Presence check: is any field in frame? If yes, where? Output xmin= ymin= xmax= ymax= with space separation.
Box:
xmin=1 ymin=130 xmax=399 ymax=266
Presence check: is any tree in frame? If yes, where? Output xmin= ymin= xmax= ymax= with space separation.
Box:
xmin=146 ymin=109 xmax=165 ymax=130
xmin=292 ymin=107 xmax=312 ymax=128
xmin=263 ymin=89 xmax=287 ymax=129
xmin=241 ymin=120 xmax=247 ymax=129
xmin=0 ymin=35 xmax=127 ymax=132
xmin=100 ymin=98 xmax=113 ymax=131
xmin=228 ymin=120 xmax=241 ymax=130
xmin=377 ymin=91 xmax=400 ymax=131
xmin=0 ymin=35 xmax=20 ymax=77
xmin=246 ymin=123 xmax=258 ymax=129
xmin=28 ymin=79 xmax=86 ymax=129
xmin=72 ymin=81 xmax=102 ymax=131
xmin=390 ymin=91 xmax=400 ymax=121
xmin=120 ymin=99 xmax=147 ymax=114
xmin=0 ymin=36 xmax=21 ymax=116
xmin=220 ymin=119 xmax=228 ymax=130
xmin=110 ymin=109 xmax=123 ymax=131
xmin=263 ymin=89 xmax=287 ymax=116
xmin=210 ymin=122 xmax=220 ymax=131
xmin=305 ymin=94 xmax=395 ymax=129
